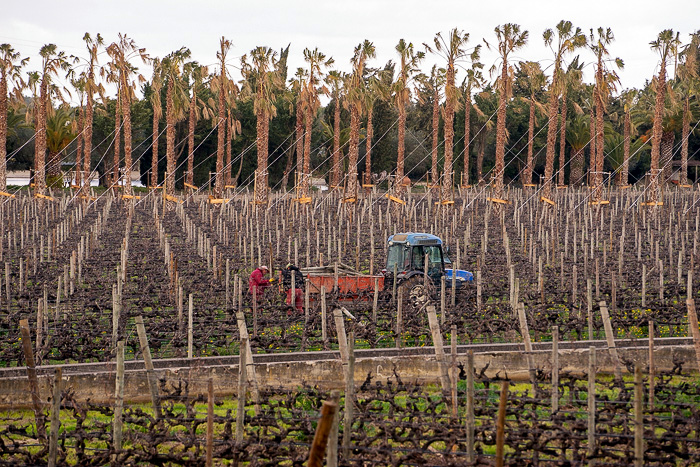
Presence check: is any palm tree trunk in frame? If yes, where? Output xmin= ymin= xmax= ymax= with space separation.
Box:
xmin=215 ymin=73 xmax=225 ymax=198
xmin=661 ymin=130 xmax=674 ymax=184
xmin=255 ymin=107 xmax=269 ymax=204
xmin=477 ymin=131 xmax=485 ymax=184
xmin=75 ymin=106 xmax=83 ymax=187
xmin=594 ymin=77 xmax=605 ymax=201
xmin=166 ymin=79 xmax=176 ymax=195
xmin=0 ymin=71 xmax=6 ymax=191
xmin=82 ymin=77 xmax=94 ymax=196
xmin=543 ymin=88 xmax=559 ymax=198
xmin=300 ymin=107 xmax=312 ymax=198
xmin=225 ymin=111 xmax=232 ymax=187
xmin=346 ymin=104 xmax=360 ymax=199
xmin=558 ymin=92 xmax=567 ymax=186
xmin=332 ymin=99 xmax=341 ymax=187
xmin=431 ymin=88 xmax=440 ymax=186
xmin=462 ymin=95 xmax=471 ymax=187
xmin=364 ymin=107 xmax=373 ymax=185
xmin=588 ymin=109 xmax=596 ymax=186
xmin=47 ymin=151 xmax=61 ymax=178
xmin=281 ymin=139 xmax=294 ymax=191
xmin=441 ymin=65 xmax=455 ymax=201
xmin=397 ymin=101 xmax=406 ymax=197
xmin=187 ymin=89 xmax=196 ymax=186
xmin=493 ymin=59 xmax=508 ymax=199
xmin=622 ymin=111 xmax=630 ymax=186
xmin=523 ymin=94 xmax=535 ymax=185
xmin=150 ymin=99 xmax=159 ymax=188
xmin=113 ymin=93 xmax=121 ymax=187
xmin=294 ymin=102 xmax=304 ymax=192
xmin=570 ymin=148 xmax=584 ymax=186
xmin=34 ymin=78 xmax=48 ymax=195
xmin=122 ymin=81 xmax=133 ymax=196
xmin=649 ymin=60 xmax=666 ymax=202
xmin=681 ymin=97 xmax=689 ymax=185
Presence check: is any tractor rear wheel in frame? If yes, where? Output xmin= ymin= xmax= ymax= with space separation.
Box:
xmin=398 ymin=275 xmax=435 ymax=313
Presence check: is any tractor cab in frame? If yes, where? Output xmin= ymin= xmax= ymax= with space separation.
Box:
xmin=385 ymin=233 xmax=450 ymax=288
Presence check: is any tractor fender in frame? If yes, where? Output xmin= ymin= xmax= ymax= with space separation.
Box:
xmin=397 ymin=270 xmax=424 ymax=285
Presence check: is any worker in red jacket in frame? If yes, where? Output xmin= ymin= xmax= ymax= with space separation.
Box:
xmin=249 ymin=265 xmax=273 ymax=299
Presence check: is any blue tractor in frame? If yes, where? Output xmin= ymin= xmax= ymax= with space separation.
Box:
xmin=383 ymin=233 xmax=473 ymax=298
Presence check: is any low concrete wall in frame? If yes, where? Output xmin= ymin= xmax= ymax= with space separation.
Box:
xmin=0 ymin=342 xmax=696 ymax=408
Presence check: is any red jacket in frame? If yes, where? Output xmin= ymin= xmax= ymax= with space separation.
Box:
xmin=249 ymin=268 xmax=271 ymax=296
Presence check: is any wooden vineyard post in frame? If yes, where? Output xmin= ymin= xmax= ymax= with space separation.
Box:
xmin=206 ymin=378 xmax=214 ymax=467
xmin=321 ymin=286 xmax=327 ymax=342
xmin=516 ymin=303 xmax=536 ymax=384
xmin=686 ymin=299 xmax=700 ymax=373
xmin=634 ymin=365 xmax=644 ymax=467
xmin=305 ymin=281 xmax=310 ymax=324
xmin=476 ymin=269 xmax=482 ymax=310
xmin=308 ymin=399 xmax=339 ymax=467
xmin=396 ymin=289 xmax=403 ymax=348
xmin=342 ymin=332 xmax=355 ymax=457
xmin=599 ymin=301 xmax=622 ymax=380
xmin=450 ymin=325 xmax=458 ymax=419
xmin=134 ymin=315 xmax=161 ymax=420
xmin=112 ymin=284 xmax=120 ymax=347
xmin=587 ymin=279 xmax=593 ymax=339
xmin=466 ymin=349 xmax=475 ymax=463
xmin=648 ymin=320 xmax=655 ymax=409
xmin=427 ymin=306 xmax=450 ymax=392
xmin=19 ymin=319 xmax=46 ymax=441
xmin=392 ymin=264 xmax=397 ymax=304
xmin=48 ymin=367 xmax=62 ymax=467
xmin=235 ymin=338 xmax=247 ymax=444
xmin=326 ymin=390 xmax=341 ymax=467
xmin=441 ymin=276 xmax=446 ymax=325
xmin=495 ymin=380 xmax=508 ymax=467
xmin=36 ymin=299 xmax=43 ymax=359
xmin=642 ymin=264 xmax=647 ymax=308
xmin=188 ymin=294 xmax=193 ymax=359
xmin=587 ymin=347 xmax=596 ymax=463
xmin=551 ymin=326 xmax=559 ymax=414
xmin=372 ymin=277 xmax=379 ymax=323
xmin=113 ymin=341 xmax=125 ymax=460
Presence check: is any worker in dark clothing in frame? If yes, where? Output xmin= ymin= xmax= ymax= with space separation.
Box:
xmin=249 ymin=265 xmax=274 ymax=299
xmin=283 ymin=263 xmax=304 ymax=313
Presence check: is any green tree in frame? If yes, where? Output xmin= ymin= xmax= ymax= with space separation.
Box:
xmin=45 ymin=104 xmax=76 ymax=187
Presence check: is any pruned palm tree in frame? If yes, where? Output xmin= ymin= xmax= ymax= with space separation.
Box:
xmin=487 ymin=23 xmax=528 ymax=200
xmin=473 ymin=89 xmax=497 ymax=184
xmin=325 ymin=69 xmax=344 ymax=187
xmin=299 ymin=48 xmax=333 ymax=199
xmin=214 ymin=37 xmax=231 ymax=197
xmin=288 ymin=68 xmax=307 ymax=191
xmin=417 ymin=65 xmax=446 ymax=187
xmin=542 ymin=21 xmax=586 ymax=199
xmin=677 ymin=31 xmax=700 ymax=185
xmin=647 ymin=29 xmax=680 ymax=203
xmin=460 ymin=51 xmax=484 ymax=187
xmin=344 ymin=40 xmax=375 ymax=201
xmin=0 ymin=44 xmax=28 ymax=191
xmin=241 ymin=46 xmax=283 ymax=205
xmin=518 ymin=60 xmax=546 ymax=185
xmin=426 ymin=28 xmax=470 ymax=203
xmin=34 ymin=44 xmax=74 ymax=196
xmin=70 ymin=76 xmax=85 ymax=187
xmin=589 ymin=27 xmax=623 ymax=201
xmin=392 ymin=39 xmax=424 ymax=198
xmin=184 ymin=61 xmax=214 ymax=186
xmin=106 ymin=34 xmax=149 ymax=196
xmin=79 ymin=33 xmax=103 ymax=197
xmin=363 ymin=70 xmax=386 ymax=186
xmin=149 ymin=58 xmax=162 ymax=188
xmin=160 ymin=47 xmax=190 ymax=196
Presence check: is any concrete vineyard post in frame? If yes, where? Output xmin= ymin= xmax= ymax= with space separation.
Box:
xmin=599 ymin=301 xmax=622 ymax=380
xmin=113 ymin=341 xmax=125 ymax=461
xmin=206 ymin=378 xmax=214 ymax=467
xmin=342 ymin=333 xmax=355 ymax=457
xmin=466 ymin=349 xmax=475 ymax=463
xmin=20 ymin=318 xmax=46 ymax=441
xmin=48 ymin=367 xmax=61 ymax=467
xmin=634 ymin=365 xmax=644 ymax=467
xmin=235 ymin=337 xmax=247 ymax=444
xmin=648 ymin=320 xmax=655 ymax=409
xmin=188 ymin=294 xmax=193 ymax=358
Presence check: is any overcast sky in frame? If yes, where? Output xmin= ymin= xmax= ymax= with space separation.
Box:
xmin=2 ymin=0 xmax=699 ymax=104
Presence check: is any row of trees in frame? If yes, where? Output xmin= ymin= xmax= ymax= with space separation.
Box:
xmin=1 ymin=24 xmax=699 ymax=204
